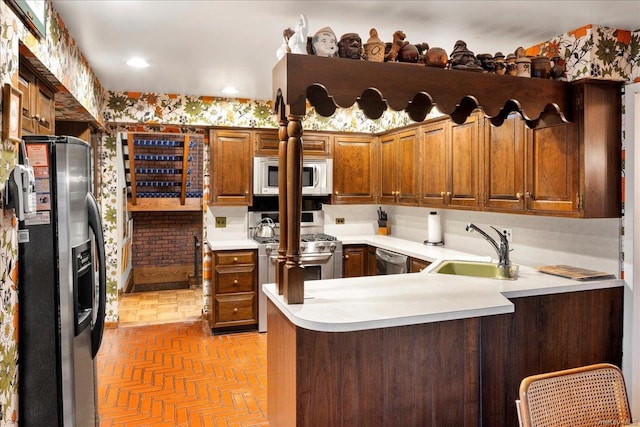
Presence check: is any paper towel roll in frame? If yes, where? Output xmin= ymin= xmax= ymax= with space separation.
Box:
xmin=426 ymin=211 xmax=443 ymax=245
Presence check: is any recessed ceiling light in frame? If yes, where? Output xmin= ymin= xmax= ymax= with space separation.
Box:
xmin=126 ymin=57 xmax=149 ymax=68
xmin=221 ymin=86 xmax=239 ymax=95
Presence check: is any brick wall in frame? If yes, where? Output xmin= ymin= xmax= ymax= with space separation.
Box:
xmin=132 ymin=211 xmax=203 ymax=268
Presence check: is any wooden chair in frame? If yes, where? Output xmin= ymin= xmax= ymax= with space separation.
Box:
xmin=516 ymin=363 xmax=632 ymax=427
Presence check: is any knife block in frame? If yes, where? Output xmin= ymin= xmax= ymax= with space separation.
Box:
xmin=378 ymin=225 xmax=390 ymax=235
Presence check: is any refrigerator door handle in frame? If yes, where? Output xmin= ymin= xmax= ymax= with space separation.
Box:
xmin=87 ymin=192 xmax=106 ymax=358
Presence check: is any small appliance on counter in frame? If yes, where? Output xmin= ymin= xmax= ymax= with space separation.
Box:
xmin=424 ymin=211 xmax=444 ymax=246
xmin=377 ymin=206 xmax=389 ymax=235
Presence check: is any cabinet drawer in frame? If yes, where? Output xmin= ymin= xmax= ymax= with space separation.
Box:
xmin=214 ymin=294 xmax=256 ymax=324
xmin=215 ymin=266 xmax=255 ymax=293
xmin=215 ymin=250 xmax=255 ymax=266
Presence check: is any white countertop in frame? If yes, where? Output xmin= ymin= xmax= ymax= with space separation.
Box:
xmin=338 ymin=234 xmax=483 ymax=262
xmin=207 ymin=238 xmax=258 ymax=251
xmin=207 ymin=233 xmax=623 ymax=333
xmin=264 ymin=235 xmax=624 ymax=332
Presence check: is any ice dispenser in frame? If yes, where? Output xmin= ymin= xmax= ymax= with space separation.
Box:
xmin=73 ymin=240 xmax=94 ymax=335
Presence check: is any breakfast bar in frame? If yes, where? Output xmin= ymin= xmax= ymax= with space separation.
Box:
xmin=265 ymin=267 xmax=624 ymax=427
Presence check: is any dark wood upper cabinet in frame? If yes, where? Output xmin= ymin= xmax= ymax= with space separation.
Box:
xmin=19 ymin=60 xmax=55 ymax=135
xmin=210 ymin=129 xmax=253 ymax=206
xmin=332 ymin=134 xmax=376 ymax=204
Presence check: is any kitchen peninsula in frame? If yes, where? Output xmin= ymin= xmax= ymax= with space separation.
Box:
xmin=268 ymin=53 xmax=623 ymax=426
xmin=265 ymin=263 xmax=623 ymax=426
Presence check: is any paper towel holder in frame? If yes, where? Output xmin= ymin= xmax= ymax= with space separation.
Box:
xmin=424 ymin=211 xmax=444 ymax=246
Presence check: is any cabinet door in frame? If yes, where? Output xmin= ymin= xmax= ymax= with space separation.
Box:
xmin=378 ymin=134 xmax=396 ymax=204
xmin=18 ymin=63 xmax=55 ymax=135
xmin=449 ymin=114 xmax=481 ymax=209
xmin=254 ymin=129 xmax=331 ymax=157
xmin=367 ymin=246 xmax=377 ymax=276
xmin=343 ymin=245 xmax=367 ymax=278
xmin=210 ymin=130 xmax=253 ymax=205
xmin=420 ymin=120 xmax=449 ymax=207
xmin=484 ymin=114 xmax=526 ymax=211
xmin=35 ymin=82 xmax=55 ymax=134
xmin=526 ymin=123 xmax=578 ymax=214
xmin=17 ymin=72 xmax=36 ymax=134
xmin=409 ymin=258 xmax=431 ymax=273
xmin=332 ymin=135 xmax=376 ymax=204
xmin=396 ymin=129 xmax=420 ymax=206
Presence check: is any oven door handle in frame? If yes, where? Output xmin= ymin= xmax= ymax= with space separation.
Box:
xmin=269 ymin=253 xmax=334 ymax=263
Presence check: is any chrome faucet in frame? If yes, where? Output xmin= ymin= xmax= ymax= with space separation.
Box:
xmin=466 ymin=223 xmax=514 ymax=279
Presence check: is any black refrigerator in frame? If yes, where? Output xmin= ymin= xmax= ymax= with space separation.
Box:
xmin=17 ymin=135 xmax=106 ymax=426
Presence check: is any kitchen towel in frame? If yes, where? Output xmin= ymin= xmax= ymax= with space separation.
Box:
xmin=426 ymin=211 xmax=443 ymax=245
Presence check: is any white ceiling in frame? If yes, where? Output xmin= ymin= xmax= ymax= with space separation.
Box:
xmin=51 ymin=1 xmax=640 ymax=101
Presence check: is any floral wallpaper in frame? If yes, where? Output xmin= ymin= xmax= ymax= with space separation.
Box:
xmin=103 ymin=91 xmax=415 ymax=133
xmin=0 ymin=0 xmax=106 ymax=423
xmin=2 ymin=3 xmax=640 ymax=424
xmin=527 ymin=24 xmax=640 ymax=82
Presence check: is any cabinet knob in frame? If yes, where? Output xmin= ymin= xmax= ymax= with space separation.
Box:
xmin=33 ymin=114 xmax=40 ymax=120
xmin=233 ymin=279 xmax=238 ymax=285
xmin=233 ymin=257 xmax=238 ymax=262
xmin=344 ymin=254 xmax=349 ymax=260
xmin=516 ymin=192 xmax=523 ymax=200
xmin=335 ymin=191 xmax=339 ymax=195
xmin=446 ymin=192 xmax=451 ymax=197
xmin=440 ymin=191 xmax=446 ymax=197
xmin=233 ymin=308 xmax=238 ymax=313
xmin=526 ymin=192 xmax=534 ymax=199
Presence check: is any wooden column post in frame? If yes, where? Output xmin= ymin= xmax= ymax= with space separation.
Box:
xmin=275 ymin=117 xmax=288 ymax=295
xmin=283 ymin=115 xmax=304 ymax=304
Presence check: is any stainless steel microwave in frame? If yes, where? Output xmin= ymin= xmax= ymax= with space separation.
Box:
xmin=253 ymin=157 xmax=333 ymax=196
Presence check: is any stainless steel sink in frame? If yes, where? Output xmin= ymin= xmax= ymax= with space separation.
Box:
xmin=430 ymin=260 xmax=518 ymax=280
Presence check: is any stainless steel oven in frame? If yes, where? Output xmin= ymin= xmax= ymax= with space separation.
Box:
xmin=249 ymin=211 xmax=342 ymax=332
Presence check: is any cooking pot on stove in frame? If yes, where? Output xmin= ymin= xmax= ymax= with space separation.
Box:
xmin=253 ymin=217 xmax=276 ymax=238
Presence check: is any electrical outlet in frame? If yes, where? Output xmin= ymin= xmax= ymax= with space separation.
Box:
xmin=335 ymin=217 xmax=345 ymax=224
xmin=215 ymin=216 xmax=226 ymax=228
xmin=501 ymin=227 xmax=513 ymax=243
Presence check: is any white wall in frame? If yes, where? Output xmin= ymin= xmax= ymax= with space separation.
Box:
xmin=324 ymin=204 xmax=620 ymax=274
xmin=204 ymin=206 xmax=250 ymax=242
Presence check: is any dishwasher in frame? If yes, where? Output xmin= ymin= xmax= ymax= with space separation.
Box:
xmin=376 ymin=248 xmax=409 ymax=275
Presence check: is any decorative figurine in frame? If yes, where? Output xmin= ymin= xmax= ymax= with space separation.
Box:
xmin=449 ymin=40 xmax=483 ymax=71
xmin=476 ymin=53 xmax=495 ymax=73
xmin=338 ymin=32 xmax=364 ymax=60
xmin=398 ymin=42 xmax=420 ymax=63
xmin=385 ymin=30 xmax=409 ymax=62
xmin=505 ymin=53 xmax=518 ymax=76
xmin=494 ymin=52 xmax=506 ymax=75
xmin=531 ymin=55 xmax=551 ymax=79
xmin=364 ymin=28 xmax=385 ymax=62
xmin=312 ymin=27 xmax=338 ymax=57
xmin=514 ymin=47 xmax=531 ymax=78
xmin=550 ymin=55 xmax=566 ymax=79
xmin=424 ymin=47 xmax=448 ymax=68
xmin=275 ymin=14 xmax=309 ymax=60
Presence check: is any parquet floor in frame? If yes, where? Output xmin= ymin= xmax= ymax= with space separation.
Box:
xmin=96 ymin=322 xmax=268 ymax=427
xmin=118 ymin=288 xmax=203 ymax=326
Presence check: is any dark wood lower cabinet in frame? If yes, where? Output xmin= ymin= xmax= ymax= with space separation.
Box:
xmin=481 ymin=287 xmax=624 ymax=427
xmin=267 ymin=286 xmax=623 ymax=427
xmin=267 ymin=300 xmax=480 ymax=427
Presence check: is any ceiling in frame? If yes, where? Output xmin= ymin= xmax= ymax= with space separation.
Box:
xmin=51 ymin=1 xmax=640 ymax=102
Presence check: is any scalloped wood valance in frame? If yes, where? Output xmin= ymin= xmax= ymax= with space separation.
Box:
xmin=273 ymin=53 xmax=573 ymax=129
xmin=270 ymin=53 xmax=576 ymax=305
